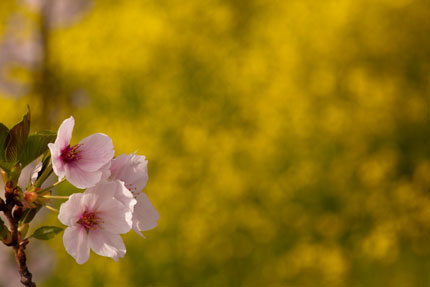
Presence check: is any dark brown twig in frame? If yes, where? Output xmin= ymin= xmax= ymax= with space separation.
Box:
xmin=1 ymin=181 xmax=36 ymax=287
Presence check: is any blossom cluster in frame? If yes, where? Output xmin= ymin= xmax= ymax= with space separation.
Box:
xmin=50 ymin=117 xmax=159 ymax=264
xmin=0 ymin=109 xmax=159 ymax=286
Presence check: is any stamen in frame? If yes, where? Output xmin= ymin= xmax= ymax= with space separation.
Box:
xmin=78 ymin=211 xmax=102 ymax=230
xmin=61 ymin=144 xmax=81 ymax=163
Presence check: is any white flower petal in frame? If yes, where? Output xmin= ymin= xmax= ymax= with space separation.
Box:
xmin=64 ymin=163 xmax=102 ymax=189
xmin=48 ymin=142 xmax=65 ymax=179
xmin=110 ymin=153 xmax=129 ymax=175
xmin=86 ymin=180 xmax=117 ymax=198
xmin=17 ymin=159 xmax=38 ymax=189
xmin=110 ymin=153 xmax=148 ymax=193
xmin=87 ymin=180 xmax=136 ymax=211
xmin=113 ymin=180 xmax=137 ymax=211
xmin=98 ymin=199 xmax=133 ymax=234
xmin=88 ymin=229 xmax=126 ymax=261
xmin=55 ymin=116 xmax=74 ymax=150
xmin=58 ymin=193 xmax=85 ymax=226
xmin=63 ymin=225 xmax=90 ymax=264
xmin=77 ymin=133 xmax=114 ymax=172
xmin=30 ymin=161 xmax=43 ymax=184
xmin=133 ymin=192 xmax=159 ymax=237
xmin=80 ymin=193 xmax=100 ymax=212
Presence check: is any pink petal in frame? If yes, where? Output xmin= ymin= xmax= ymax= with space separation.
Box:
xmin=110 ymin=153 xmax=129 ymax=175
xmin=86 ymin=180 xmax=118 ymax=198
xmin=87 ymin=180 xmax=136 ymax=211
xmin=110 ymin=153 xmax=148 ymax=193
xmin=17 ymin=159 xmax=38 ymax=189
xmin=55 ymin=116 xmax=74 ymax=150
xmin=58 ymin=193 xmax=85 ymax=226
xmin=48 ymin=142 xmax=65 ymax=179
xmin=132 ymin=192 xmax=159 ymax=237
xmin=30 ymin=161 xmax=43 ymax=184
xmin=97 ymin=199 xmax=133 ymax=234
xmin=77 ymin=133 xmax=114 ymax=172
xmin=113 ymin=180 xmax=137 ymax=211
xmin=88 ymin=229 xmax=126 ymax=261
xmin=126 ymin=154 xmax=148 ymax=193
xmin=80 ymin=193 xmax=100 ymax=212
xmin=64 ymin=163 xmax=103 ymax=189
xmin=63 ymin=225 xmax=90 ymax=264
xmin=99 ymin=162 xmax=111 ymax=181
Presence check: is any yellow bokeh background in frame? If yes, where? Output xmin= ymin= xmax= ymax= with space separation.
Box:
xmin=0 ymin=0 xmax=429 ymax=286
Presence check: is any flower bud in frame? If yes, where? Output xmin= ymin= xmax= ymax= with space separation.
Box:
xmin=13 ymin=206 xmax=24 ymax=220
xmin=23 ymin=191 xmax=39 ymax=208
xmin=24 ymin=191 xmax=38 ymax=203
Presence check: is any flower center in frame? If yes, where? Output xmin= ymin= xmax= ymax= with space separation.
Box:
xmin=78 ymin=211 xmax=101 ymax=230
xmin=61 ymin=144 xmax=81 ymax=163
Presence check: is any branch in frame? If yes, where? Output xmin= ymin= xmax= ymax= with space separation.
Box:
xmin=1 ymin=181 xmax=36 ymax=287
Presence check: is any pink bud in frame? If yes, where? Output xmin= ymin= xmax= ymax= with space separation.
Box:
xmin=24 ymin=191 xmax=38 ymax=203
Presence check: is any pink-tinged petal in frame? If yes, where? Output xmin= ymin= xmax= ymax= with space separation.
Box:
xmin=125 ymin=155 xmax=148 ymax=193
xmin=64 ymin=163 xmax=102 ymax=189
xmin=80 ymin=193 xmax=100 ymax=212
xmin=133 ymin=192 xmax=159 ymax=237
xmin=85 ymin=180 xmax=118 ymax=199
xmin=55 ymin=116 xmax=74 ymax=150
xmin=99 ymin=162 xmax=111 ymax=181
xmin=30 ymin=161 xmax=43 ymax=184
xmin=58 ymin=193 xmax=85 ymax=226
xmin=86 ymin=180 xmax=136 ymax=211
xmin=88 ymin=229 xmax=126 ymax=261
xmin=18 ymin=159 xmax=38 ymax=189
xmin=112 ymin=180 xmax=137 ymax=211
xmin=110 ymin=153 xmax=148 ymax=193
xmin=110 ymin=153 xmax=129 ymax=175
xmin=97 ymin=199 xmax=132 ymax=234
xmin=77 ymin=133 xmax=114 ymax=172
xmin=63 ymin=225 xmax=90 ymax=264
xmin=48 ymin=143 xmax=65 ymax=179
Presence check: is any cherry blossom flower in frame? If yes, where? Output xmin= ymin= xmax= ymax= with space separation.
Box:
xmin=58 ymin=180 xmax=134 ymax=264
xmin=110 ymin=153 xmax=159 ymax=237
xmin=48 ymin=116 xmax=114 ymax=189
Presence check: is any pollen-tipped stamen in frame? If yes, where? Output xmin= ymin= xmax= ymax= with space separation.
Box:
xmin=78 ymin=211 xmax=102 ymax=230
xmin=61 ymin=144 xmax=81 ymax=163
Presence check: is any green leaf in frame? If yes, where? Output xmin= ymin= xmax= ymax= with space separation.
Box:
xmin=0 ymin=123 xmax=8 ymax=162
xmin=19 ymin=130 xmax=57 ymax=168
xmin=0 ymin=160 xmax=14 ymax=171
xmin=31 ymin=226 xmax=64 ymax=240
xmin=5 ymin=108 xmax=31 ymax=163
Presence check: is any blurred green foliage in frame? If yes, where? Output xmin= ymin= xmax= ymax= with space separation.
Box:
xmin=1 ymin=0 xmax=430 ymax=286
